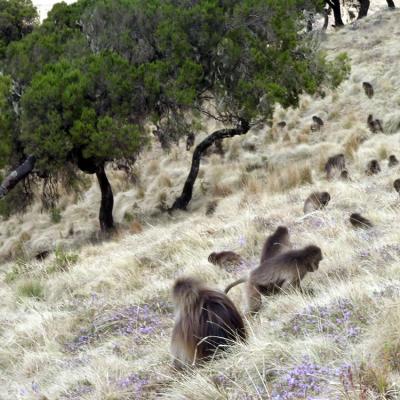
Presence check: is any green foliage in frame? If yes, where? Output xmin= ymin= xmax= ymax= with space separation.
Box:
xmin=17 ymin=279 xmax=44 ymax=299
xmin=20 ymin=54 xmax=144 ymax=173
xmin=0 ymin=76 xmax=14 ymax=168
xmin=324 ymin=53 xmax=351 ymax=88
xmin=0 ymin=0 xmax=38 ymax=58
xmin=0 ymin=0 xmax=348 ymax=219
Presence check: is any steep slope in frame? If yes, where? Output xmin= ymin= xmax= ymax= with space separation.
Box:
xmin=1 ymin=7 xmax=400 ymax=400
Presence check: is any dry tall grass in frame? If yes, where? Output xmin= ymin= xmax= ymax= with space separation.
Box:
xmin=1 ymin=5 xmax=400 ymax=399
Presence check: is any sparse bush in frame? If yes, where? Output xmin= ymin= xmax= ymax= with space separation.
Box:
xmin=17 ymin=279 xmax=44 ymax=300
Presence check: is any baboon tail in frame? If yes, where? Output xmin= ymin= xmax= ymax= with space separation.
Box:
xmin=224 ymin=278 xmax=247 ymax=294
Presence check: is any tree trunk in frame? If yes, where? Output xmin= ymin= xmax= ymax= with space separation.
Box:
xmin=96 ymin=164 xmax=114 ymax=232
xmin=386 ymin=0 xmax=395 ymax=8
xmin=357 ymin=0 xmax=370 ymax=18
xmin=322 ymin=7 xmax=330 ymax=30
xmin=0 ymin=155 xmax=36 ymax=199
xmin=170 ymin=119 xmax=250 ymax=211
xmin=326 ymin=0 xmax=344 ymax=26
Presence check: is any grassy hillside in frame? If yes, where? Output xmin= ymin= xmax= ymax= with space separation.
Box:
xmin=1 ymin=7 xmax=400 ymax=400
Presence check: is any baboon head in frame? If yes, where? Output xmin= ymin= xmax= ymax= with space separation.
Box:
xmin=172 ymin=277 xmax=201 ymax=306
xmin=319 ymin=192 xmax=331 ymax=206
xmin=302 ymin=245 xmax=323 ymax=272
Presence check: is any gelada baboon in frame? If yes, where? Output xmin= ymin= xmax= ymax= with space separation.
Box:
xmin=340 ymin=170 xmax=349 ymax=180
xmin=303 ymin=191 xmax=331 ymax=214
xmin=171 ymin=277 xmax=246 ymax=369
xmin=362 ymin=82 xmax=374 ymax=98
xmin=225 ymin=245 xmax=323 ymax=314
xmin=186 ymin=133 xmax=195 ymax=151
xmin=208 ymin=251 xmax=244 ymax=268
xmin=366 ymin=159 xmax=381 ymax=175
xmin=260 ymin=226 xmax=291 ymax=263
xmin=367 ymin=114 xmax=384 ymax=133
xmin=350 ymin=213 xmax=373 ymax=228
xmin=393 ymin=179 xmax=400 ymax=193
xmin=388 ymin=155 xmax=399 ymax=167
xmin=325 ymin=153 xmax=346 ymax=179
xmin=311 ymin=116 xmax=324 ymax=131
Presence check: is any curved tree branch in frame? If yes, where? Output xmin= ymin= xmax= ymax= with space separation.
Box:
xmin=170 ymin=119 xmax=250 ymax=211
xmin=0 ymin=155 xmax=36 ymax=199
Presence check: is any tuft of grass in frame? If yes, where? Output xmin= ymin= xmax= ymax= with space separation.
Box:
xmin=344 ymin=134 xmax=364 ymax=159
xmin=5 ymin=260 xmax=31 ymax=283
xmin=129 ymin=220 xmax=143 ymax=234
xmin=211 ymin=183 xmax=233 ymax=197
xmin=378 ymin=146 xmax=388 ymax=160
xmin=47 ymin=247 xmax=78 ymax=274
xmin=17 ymin=279 xmax=44 ymax=300
xmin=267 ymin=163 xmax=312 ymax=193
xmin=50 ymin=207 xmax=62 ymax=224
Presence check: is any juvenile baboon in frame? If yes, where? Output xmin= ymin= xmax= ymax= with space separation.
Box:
xmin=277 ymin=121 xmax=287 ymax=128
xmin=350 ymin=213 xmax=373 ymax=228
xmin=367 ymin=114 xmax=384 ymax=133
xmin=171 ymin=277 xmax=246 ymax=369
xmin=366 ymin=159 xmax=381 ymax=175
xmin=325 ymin=154 xmax=346 ymax=179
xmin=186 ymin=133 xmax=195 ymax=151
xmin=260 ymin=226 xmax=291 ymax=263
xmin=362 ymin=82 xmax=374 ymax=98
xmin=303 ymin=191 xmax=331 ymax=214
xmin=340 ymin=170 xmax=349 ymax=180
xmin=311 ymin=116 xmax=324 ymax=131
xmin=393 ymin=179 xmax=400 ymax=193
xmin=225 ymin=245 xmax=323 ymax=313
xmin=388 ymin=155 xmax=399 ymax=167
xmin=208 ymin=251 xmax=244 ymax=268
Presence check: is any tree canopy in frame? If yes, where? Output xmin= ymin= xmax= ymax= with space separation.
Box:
xmin=0 ymin=0 xmax=349 ymax=230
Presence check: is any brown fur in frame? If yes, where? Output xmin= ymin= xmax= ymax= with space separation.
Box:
xmin=260 ymin=226 xmax=291 ymax=263
xmin=362 ymin=82 xmax=374 ymax=98
xmin=171 ymin=277 xmax=246 ymax=369
xmin=225 ymin=245 xmax=323 ymax=313
xmin=394 ymin=179 xmax=400 ymax=193
xmin=388 ymin=155 xmax=399 ymax=167
xmin=349 ymin=213 xmax=373 ymax=228
xmin=186 ymin=133 xmax=195 ymax=151
xmin=325 ymin=154 xmax=346 ymax=179
xmin=340 ymin=170 xmax=349 ymax=180
xmin=366 ymin=159 xmax=381 ymax=175
xmin=303 ymin=191 xmax=331 ymax=214
xmin=367 ymin=114 xmax=384 ymax=133
xmin=208 ymin=251 xmax=244 ymax=268
xmin=311 ymin=116 xmax=324 ymax=131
